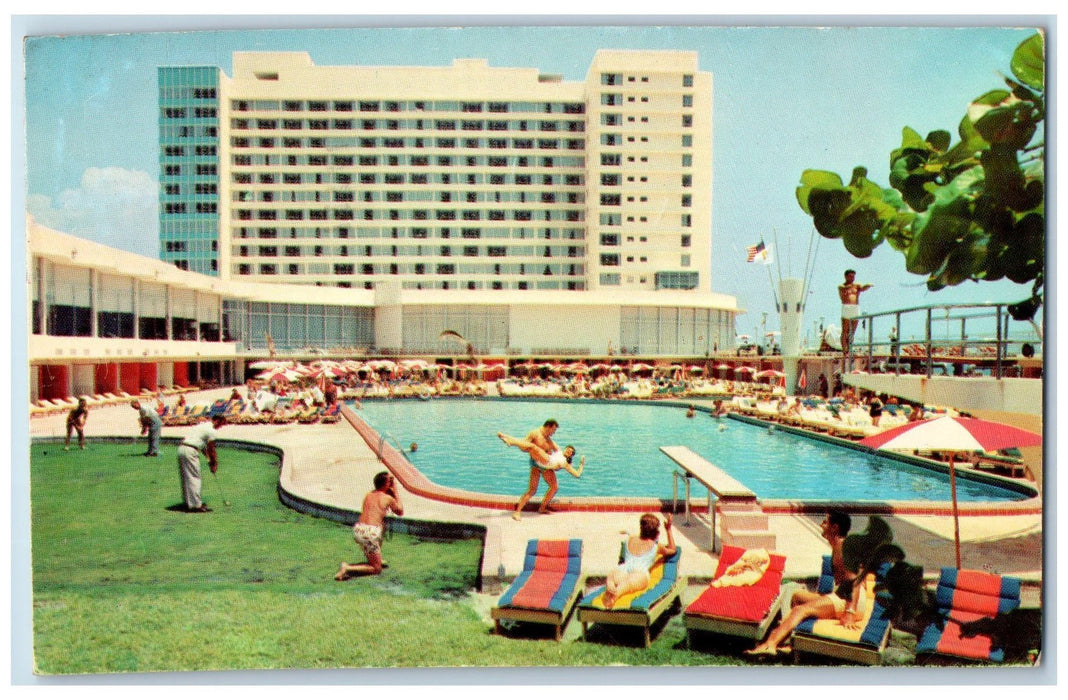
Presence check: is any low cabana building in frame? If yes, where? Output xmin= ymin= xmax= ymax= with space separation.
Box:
xmin=26 ymin=216 xmax=742 ymax=402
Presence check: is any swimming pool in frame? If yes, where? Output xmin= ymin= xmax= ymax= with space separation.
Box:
xmin=353 ymin=398 xmax=1029 ymax=504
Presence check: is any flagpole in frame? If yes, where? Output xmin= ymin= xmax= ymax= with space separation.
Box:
xmin=766 ymin=265 xmax=780 ymax=313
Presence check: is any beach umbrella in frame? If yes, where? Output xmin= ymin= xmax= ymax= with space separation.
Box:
xmin=256 ymin=367 xmax=301 ymax=383
xmin=249 ymin=359 xmax=287 ymax=370
xmin=688 ymin=365 xmax=705 ymax=373
xmin=755 ymin=369 xmax=784 ymax=378
xmin=734 ymin=366 xmax=755 ymax=374
xmin=630 ymin=362 xmax=655 ymax=372
xmin=860 ymin=416 xmax=1042 ymax=568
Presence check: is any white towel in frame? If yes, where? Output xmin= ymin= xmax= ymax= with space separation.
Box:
xmin=711 ymin=548 xmax=771 ymax=588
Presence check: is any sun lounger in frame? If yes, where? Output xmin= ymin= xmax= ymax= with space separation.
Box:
xmin=577 ymin=547 xmax=685 ymax=647
xmin=492 ymin=539 xmax=584 ymax=641
xmin=320 ymin=403 xmax=342 ymax=423
xmin=915 ymin=567 xmax=1022 ymax=664
xmin=684 ymin=545 xmax=786 ymax=646
xmin=790 ymin=555 xmax=892 ymax=665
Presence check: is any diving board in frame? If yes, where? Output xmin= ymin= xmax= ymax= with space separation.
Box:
xmin=660 ymin=446 xmax=759 ymax=552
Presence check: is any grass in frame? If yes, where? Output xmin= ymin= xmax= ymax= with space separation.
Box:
xmin=30 ymin=440 xmax=748 ymax=674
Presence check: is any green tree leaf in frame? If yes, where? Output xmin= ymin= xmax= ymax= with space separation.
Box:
xmin=1011 ymin=32 xmax=1044 ymax=90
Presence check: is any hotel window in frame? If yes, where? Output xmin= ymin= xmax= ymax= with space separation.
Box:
xmin=683 ymin=74 xmax=693 ymax=87
xmin=600 ymin=253 xmax=620 ymax=266
xmin=682 ymin=115 xmax=692 ymax=127
xmin=682 ymin=94 xmax=693 ymax=107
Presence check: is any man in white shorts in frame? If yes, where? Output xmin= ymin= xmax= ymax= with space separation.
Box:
xmin=838 ymin=269 xmax=873 ymax=355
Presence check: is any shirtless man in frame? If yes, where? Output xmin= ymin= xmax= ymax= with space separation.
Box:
xmin=839 ymin=269 xmax=873 ymax=355
xmin=511 ymin=419 xmax=562 ymax=520
xmin=335 ymin=471 xmax=404 ymax=580
xmin=778 ymin=511 xmax=854 ymax=619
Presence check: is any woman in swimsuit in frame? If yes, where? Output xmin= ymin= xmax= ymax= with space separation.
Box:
xmin=602 ymin=513 xmax=676 ymax=609
xmin=497 ymin=432 xmax=585 ymax=478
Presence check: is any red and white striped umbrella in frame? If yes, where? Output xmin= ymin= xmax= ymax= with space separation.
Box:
xmin=860 ymin=416 xmax=1041 ymax=568
xmin=860 ymin=416 xmax=1041 ymax=453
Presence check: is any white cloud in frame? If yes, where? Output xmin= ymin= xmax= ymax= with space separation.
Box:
xmin=27 ymin=167 xmax=159 ymax=259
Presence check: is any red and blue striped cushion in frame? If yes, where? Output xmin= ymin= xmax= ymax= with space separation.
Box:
xmin=497 ymin=539 xmax=583 ymax=614
xmin=916 ymin=568 xmax=1022 ymax=662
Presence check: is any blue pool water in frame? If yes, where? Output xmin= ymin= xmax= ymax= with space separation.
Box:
xmin=353 ymin=399 xmax=1028 ymax=503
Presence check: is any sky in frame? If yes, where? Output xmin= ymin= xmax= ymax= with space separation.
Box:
xmin=17 ymin=16 xmax=1045 ymax=347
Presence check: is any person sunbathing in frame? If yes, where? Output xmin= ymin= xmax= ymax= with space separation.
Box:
xmin=497 ymin=432 xmax=585 ymax=478
xmin=602 ymin=513 xmax=676 ymax=609
xmin=745 ymin=565 xmax=873 ymax=656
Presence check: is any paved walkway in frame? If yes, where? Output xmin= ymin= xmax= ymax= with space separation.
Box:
xmin=30 ymin=388 xmax=1043 ymax=604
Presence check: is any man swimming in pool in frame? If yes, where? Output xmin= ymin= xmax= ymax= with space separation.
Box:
xmin=504 ymin=419 xmax=583 ymax=520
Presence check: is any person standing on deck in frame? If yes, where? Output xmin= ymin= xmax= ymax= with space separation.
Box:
xmin=839 ymin=269 xmax=873 ymax=355
xmin=512 ymin=419 xmax=561 ymax=520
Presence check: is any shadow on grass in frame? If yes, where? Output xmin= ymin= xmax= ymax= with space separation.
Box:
xmin=578 ymin=599 xmax=681 ymax=648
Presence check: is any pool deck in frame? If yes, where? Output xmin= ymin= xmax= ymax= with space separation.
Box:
xmin=29 ymin=387 xmax=1043 ymax=606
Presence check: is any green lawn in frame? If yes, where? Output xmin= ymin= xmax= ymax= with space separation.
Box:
xmin=30 ymin=440 xmax=747 ymax=674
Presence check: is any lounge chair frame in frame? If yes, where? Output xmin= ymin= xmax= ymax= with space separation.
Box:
xmin=578 ymin=588 xmax=684 ymax=648
xmin=491 ymin=539 xmax=584 ymax=642
xmin=683 ymin=545 xmax=787 ymax=646
xmin=577 ymin=547 xmax=685 ymax=648
xmin=790 ymin=556 xmax=892 ymax=665
xmin=685 ymin=590 xmax=784 ymax=643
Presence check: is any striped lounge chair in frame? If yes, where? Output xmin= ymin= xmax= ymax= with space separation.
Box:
xmin=491 ymin=539 xmax=584 ymax=641
xmin=684 ymin=545 xmax=786 ymax=646
xmin=916 ymin=568 xmax=1022 ymax=663
xmin=790 ymin=555 xmax=893 ymax=665
xmin=577 ymin=547 xmax=685 ymax=647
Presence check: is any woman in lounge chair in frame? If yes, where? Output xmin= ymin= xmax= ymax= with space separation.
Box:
xmin=497 ymin=432 xmax=585 ymax=478
xmin=602 ymin=513 xmax=676 ymax=609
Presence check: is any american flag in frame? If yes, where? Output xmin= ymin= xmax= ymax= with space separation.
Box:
xmin=746 ymin=241 xmax=766 ymax=262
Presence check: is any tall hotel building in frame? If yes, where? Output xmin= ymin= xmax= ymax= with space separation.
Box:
xmin=30 ymin=49 xmax=739 ymax=401
xmin=158 ymin=50 xmax=713 ymax=294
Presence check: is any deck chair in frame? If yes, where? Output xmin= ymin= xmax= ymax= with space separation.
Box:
xmin=915 ymin=568 xmax=1022 ymax=663
xmin=684 ymin=545 xmax=786 ymax=646
xmin=320 ymin=403 xmax=342 ymax=424
xmin=491 ymin=539 xmax=584 ymax=641
xmin=577 ymin=547 xmax=685 ymax=647
xmin=790 ymin=555 xmax=892 ymax=665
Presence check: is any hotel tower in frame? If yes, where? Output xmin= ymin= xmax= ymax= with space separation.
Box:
xmin=158 ymin=50 xmax=713 ymax=295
